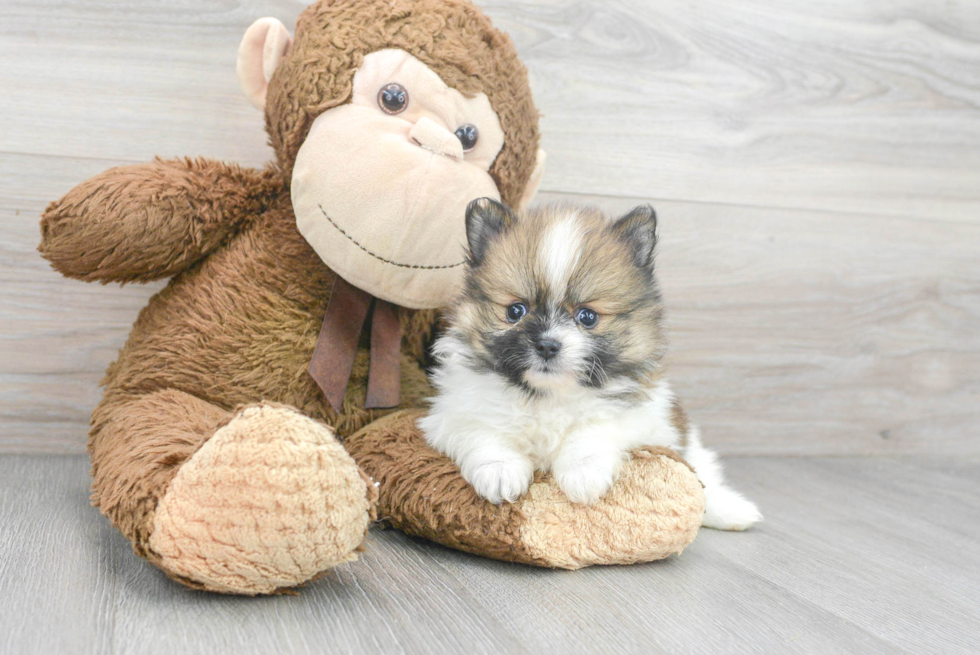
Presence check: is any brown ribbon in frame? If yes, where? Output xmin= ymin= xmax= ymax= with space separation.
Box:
xmin=365 ymin=296 xmax=401 ymax=408
xmin=308 ymin=277 xmax=401 ymax=413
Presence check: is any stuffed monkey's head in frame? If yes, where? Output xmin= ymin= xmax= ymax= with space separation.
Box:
xmin=237 ymin=0 xmax=545 ymax=309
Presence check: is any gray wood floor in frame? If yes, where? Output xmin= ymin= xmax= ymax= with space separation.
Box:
xmin=1 ymin=454 xmax=977 ymax=654
xmin=2 ymin=0 xmax=979 ymax=653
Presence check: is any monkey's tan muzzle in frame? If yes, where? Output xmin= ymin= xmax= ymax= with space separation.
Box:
xmin=290 ymin=48 xmax=506 ymax=309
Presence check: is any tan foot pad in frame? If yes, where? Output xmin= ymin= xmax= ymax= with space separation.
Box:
xmin=149 ymin=404 xmax=373 ymax=594
xmin=346 ymin=409 xmax=705 ymax=569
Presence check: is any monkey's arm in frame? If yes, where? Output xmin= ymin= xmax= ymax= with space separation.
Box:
xmin=39 ymin=157 xmax=281 ymax=283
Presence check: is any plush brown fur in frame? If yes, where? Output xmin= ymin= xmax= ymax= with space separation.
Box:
xmin=39 ymin=158 xmax=282 ymax=283
xmin=43 ymin=158 xmax=437 ymax=583
xmin=89 ymin=389 xmax=233 ymax=560
xmin=37 ymin=0 xmax=703 ymax=594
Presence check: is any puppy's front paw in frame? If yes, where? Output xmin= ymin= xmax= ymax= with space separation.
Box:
xmin=462 ymin=454 xmax=534 ymax=504
xmin=554 ymin=458 xmax=617 ymax=505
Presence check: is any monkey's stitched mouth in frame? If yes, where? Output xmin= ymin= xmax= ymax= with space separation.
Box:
xmin=318 ymin=205 xmax=465 ymax=270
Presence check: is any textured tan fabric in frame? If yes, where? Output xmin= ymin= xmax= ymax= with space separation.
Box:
xmin=518 ymin=448 xmax=705 ymax=569
xmin=347 ymin=410 xmax=704 ymax=568
xmin=149 ymin=404 xmax=373 ymax=595
xmin=88 ymin=388 xmax=234 ymax=560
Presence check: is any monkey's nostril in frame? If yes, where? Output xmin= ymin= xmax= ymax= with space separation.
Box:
xmin=534 ymin=338 xmax=561 ymax=361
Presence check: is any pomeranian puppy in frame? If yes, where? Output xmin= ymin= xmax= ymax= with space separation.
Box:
xmin=419 ymin=198 xmax=761 ymax=530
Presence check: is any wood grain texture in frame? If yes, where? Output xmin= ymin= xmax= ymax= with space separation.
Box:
xmin=2 ymin=155 xmax=167 ymax=452
xmin=3 ymin=2 xmax=978 ymax=651
xmin=483 ymin=0 xmax=980 ymax=221
xmin=0 ymin=0 xmax=290 ymax=168
xmin=3 ymin=0 xmax=979 ymax=219
xmin=2 ymin=0 xmax=979 ymax=454
xmin=2 ymin=454 xmax=978 ymax=654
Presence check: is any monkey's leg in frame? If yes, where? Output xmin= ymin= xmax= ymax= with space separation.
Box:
xmin=90 ymin=389 xmax=375 ymax=594
xmin=346 ymin=410 xmax=705 ymax=569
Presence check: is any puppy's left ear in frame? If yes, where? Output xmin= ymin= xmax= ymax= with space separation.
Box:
xmin=612 ymin=204 xmax=658 ymax=269
xmin=465 ymin=197 xmax=516 ymax=266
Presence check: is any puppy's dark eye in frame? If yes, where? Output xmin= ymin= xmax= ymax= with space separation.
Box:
xmin=575 ymin=307 xmax=599 ymax=328
xmin=378 ymin=83 xmax=408 ymax=114
xmin=506 ymin=302 xmax=528 ymax=323
xmin=454 ymin=124 xmax=479 ymax=151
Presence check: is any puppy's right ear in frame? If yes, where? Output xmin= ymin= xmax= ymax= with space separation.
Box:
xmin=465 ymin=197 xmax=515 ymax=266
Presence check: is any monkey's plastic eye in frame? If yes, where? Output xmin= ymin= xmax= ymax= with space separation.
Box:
xmin=506 ymin=302 xmax=528 ymax=323
xmin=378 ymin=83 xmax=409 ymax=114
xmin=454 ymin=124 xmax=479 ymax=151
xmin=575 ymin=307 xmax=599 ymax=328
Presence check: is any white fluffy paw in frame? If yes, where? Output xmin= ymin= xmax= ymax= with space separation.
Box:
xmin=702 ymin=486 xmax=763 ymax=531
xmin=554 ymin=458 xmax=617 ymax=505
xmin=463 ymin=455 xmax=534 ymax=504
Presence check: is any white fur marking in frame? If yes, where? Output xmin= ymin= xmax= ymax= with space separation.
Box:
xmin=539 ymin=215 xmax=583 ymax=293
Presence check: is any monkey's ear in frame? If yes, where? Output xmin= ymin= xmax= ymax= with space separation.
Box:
xmin=237 ymin=17 xmax=293 ymax=110
xmin=465 ymin=197 xmax=516 ymax=266
xmin=612 ymin=204 xmax=658 ymax=269
xmin=516 ymin=149 xmax=547 ymax=212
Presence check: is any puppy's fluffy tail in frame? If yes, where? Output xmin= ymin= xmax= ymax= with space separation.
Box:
xmin=682 ymin=426 xmax=763 ymax=531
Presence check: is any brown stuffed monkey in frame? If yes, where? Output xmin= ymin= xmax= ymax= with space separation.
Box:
xmin=38 ymin=0 xmax=704 ymax=595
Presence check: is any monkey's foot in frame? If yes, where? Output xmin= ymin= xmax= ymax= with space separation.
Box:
xmin=148 ymin=404 xmax=374 ymax=594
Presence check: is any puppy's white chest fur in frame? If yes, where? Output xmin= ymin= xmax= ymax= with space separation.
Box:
xmin=507 ymin=380 xmax=673 ymax=469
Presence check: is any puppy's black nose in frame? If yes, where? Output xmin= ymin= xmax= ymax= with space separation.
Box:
xmin=534 ymin=338 xmax=561 ymax=361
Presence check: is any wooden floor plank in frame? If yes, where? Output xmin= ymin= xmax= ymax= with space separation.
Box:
xmin=0 ymin=456 xmax=117 ymax=654
xmin=106 ymin=534 xmax=531 ymax=655
xmin=2 ymin=455 xmax=978 ymax=654
xmin=0 ymin=3 xmax=280 ymax=169
xmin=4 ymin=0 xmax=980 ymax=454
xmin=485 ymin=0 xmax=980 ymax=221
xmin=3 ymin=0 xmax=979 ymax=650
xmin=534 ymin=193 xmax=980 ymax=457
xmin=699 ymin=458 xmax=980 ymax=655
xmin=411 ymin=534 xmax=904 ymax=655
